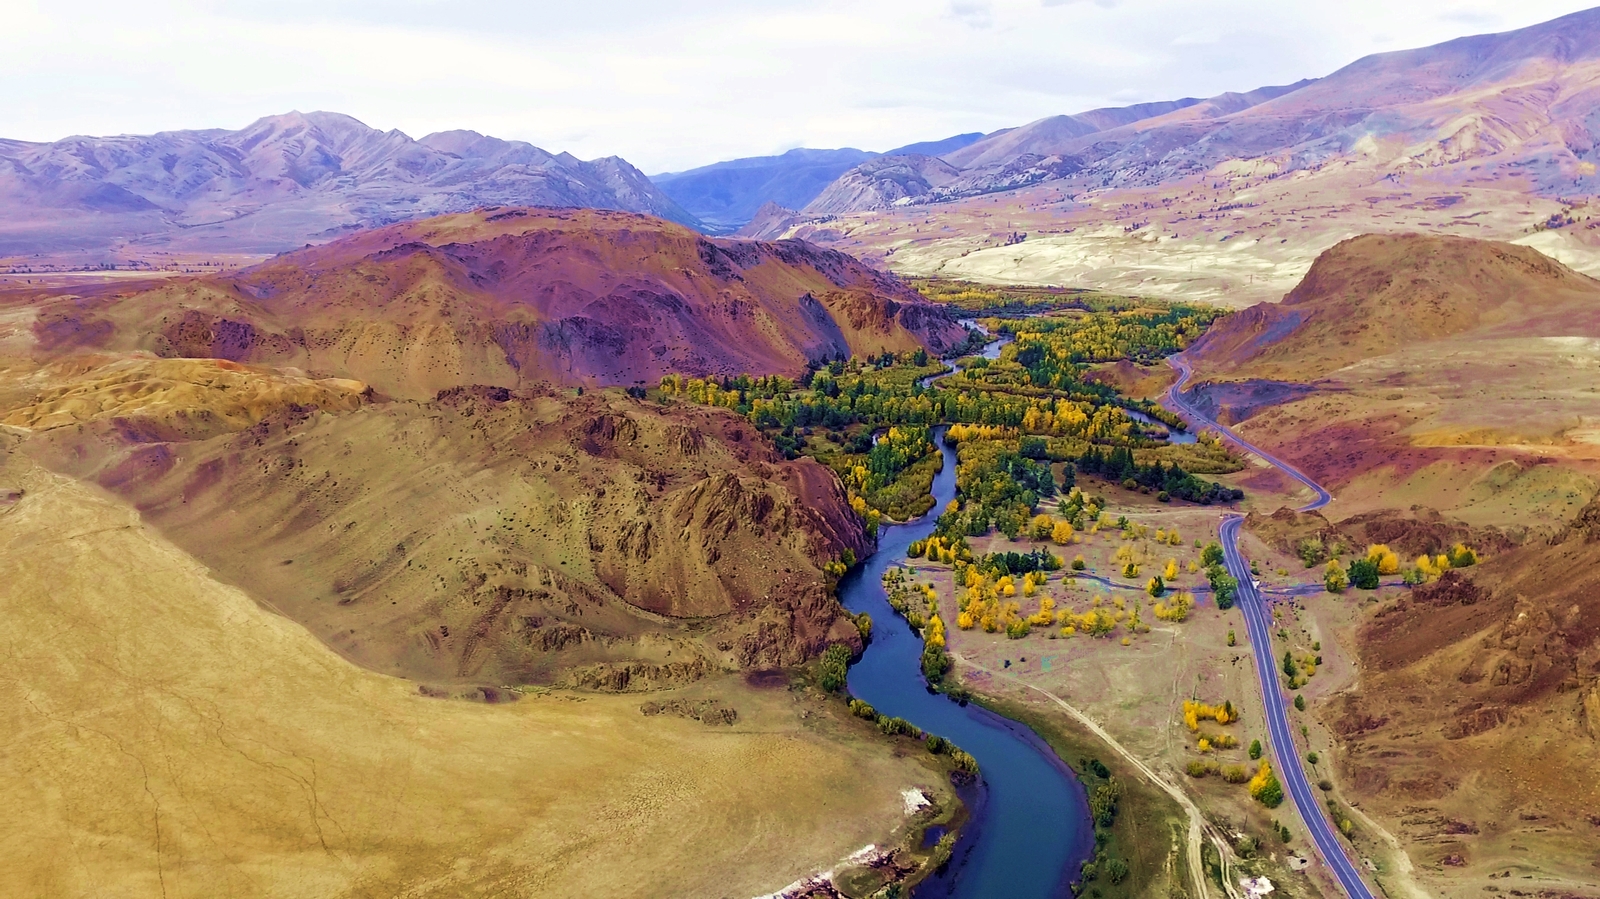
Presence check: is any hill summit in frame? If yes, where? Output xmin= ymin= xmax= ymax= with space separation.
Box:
xmin=1190 ymin=233 xmax=1600 ymax=380
xmin=30 ymin=207 xmax=967 ymax=398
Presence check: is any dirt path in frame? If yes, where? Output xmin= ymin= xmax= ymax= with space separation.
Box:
xmin=955 ymin=653 xmax=1242 ymax=899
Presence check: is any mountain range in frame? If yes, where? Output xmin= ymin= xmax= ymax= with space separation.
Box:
xmin=649 ymin=134 xmax=984 ymax=233
xmin=0 ymin=111 xmax=697 ymax=256
xmin=727 ymin=7 xmax=1600 ymax=245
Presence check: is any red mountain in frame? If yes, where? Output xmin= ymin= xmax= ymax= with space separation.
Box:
xmin=32 ymin=207 xmax=968 ymax=398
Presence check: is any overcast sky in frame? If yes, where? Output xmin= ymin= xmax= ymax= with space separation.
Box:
xmin=5 ymin=0 xmax=1597 ymax=173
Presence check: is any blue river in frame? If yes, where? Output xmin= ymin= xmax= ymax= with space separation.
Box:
xmin=837 ymin=427 xmax=1095 ymax=898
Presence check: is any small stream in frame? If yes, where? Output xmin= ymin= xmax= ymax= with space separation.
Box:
xmin=838 ymin=426 xmax=1094 ymax=898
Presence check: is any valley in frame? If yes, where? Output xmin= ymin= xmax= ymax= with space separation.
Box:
xmin=11 ymin=6 xmax=1600 ymax=898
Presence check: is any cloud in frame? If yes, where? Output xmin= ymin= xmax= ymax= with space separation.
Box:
xmin=2 ymin=0 xmax=1597 ymax=172
xmin=949 ymin=0 xmax=994 ymax=27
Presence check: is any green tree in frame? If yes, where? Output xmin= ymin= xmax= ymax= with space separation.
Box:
xmin=1348 ymin=557 xmax=1380 ymax=590
xmin=1282 ymin=651 xmax=1298 ymax=679
xmin=1249 ymin=739 xmax=1263 ymax=760
xmin=1207 ymin=565 xmax=1238 ymax=610
xmin=1294 ymin=694 xmax=1306 ymax=712
xmin=1089 ymin=778 xmax=1124 ymax=827
xmin=1201 ymin=541 xmax=1225 ymax=567
xmin=819 ymin=644 xmax=852 ymax=691
xmin=1105 ymin=857 xmax=1130 ymax=884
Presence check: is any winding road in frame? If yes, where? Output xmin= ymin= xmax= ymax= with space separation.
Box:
xmin=1164 ymin=356 xmax=1376 ymax=899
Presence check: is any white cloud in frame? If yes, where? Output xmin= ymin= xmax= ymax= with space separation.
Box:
xmin=1 ymin=0 xmax=1596 ymax=172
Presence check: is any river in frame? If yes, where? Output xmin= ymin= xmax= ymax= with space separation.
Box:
xmin=837 ymin=425 xmax=1094 ymax=898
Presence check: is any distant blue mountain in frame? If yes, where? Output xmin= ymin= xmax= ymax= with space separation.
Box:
xmin=651 ymin=133 xmax=985 ymax=232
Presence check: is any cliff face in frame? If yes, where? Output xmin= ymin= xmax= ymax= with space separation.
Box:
xmin=22 ymin=374 xmax=868 ymax=688
xmin=30 ymin=207 xmax=967 ymax=398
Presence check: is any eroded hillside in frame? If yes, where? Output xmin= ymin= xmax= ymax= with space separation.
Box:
xmin=1178 ymin=234 xmax=1600 ymax=535
xmin=19 ymin=207 xmax=967 ymax=398
xmin=6 ymin=358 xmax=868 ymax=688
xmin=1325 ymin=504 xmax=1600 ymax=894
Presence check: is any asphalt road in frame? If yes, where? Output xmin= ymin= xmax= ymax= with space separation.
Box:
xmin=1165 ymin=355 xmax=1376 ymax=899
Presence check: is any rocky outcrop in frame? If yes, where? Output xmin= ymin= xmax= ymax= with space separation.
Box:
xmin=1584 ymin=684 xmax=1600 ymax=739
xmin=29 ymin=382 xmax=869 ymax=688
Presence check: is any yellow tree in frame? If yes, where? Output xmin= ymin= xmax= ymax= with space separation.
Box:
xmin=1052 ymin=520 xmax=1076 ymax=545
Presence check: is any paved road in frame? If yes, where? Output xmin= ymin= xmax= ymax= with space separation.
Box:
xmin=1164 ymin=355 xmax=1376 ymax=899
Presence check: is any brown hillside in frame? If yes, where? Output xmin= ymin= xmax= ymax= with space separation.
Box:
xmin=14 ymin=364 xmax=868 ymax=688
xmin=1328 ymin=501 xmax=1600 ymax=888
xmin=1191 ymin=233 xmax=1600 ymax=380
xmin=23 ymin=207 xmax=966 ymax=399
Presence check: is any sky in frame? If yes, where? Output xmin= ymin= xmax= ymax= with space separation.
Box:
xmin=4 ymin=0 xmax=1598 ymax=173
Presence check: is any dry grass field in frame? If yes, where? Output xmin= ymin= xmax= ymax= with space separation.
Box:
xmin=0 ymin=447 xmax=952 ymax=899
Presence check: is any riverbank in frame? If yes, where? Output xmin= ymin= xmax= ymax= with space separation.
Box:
xmin=972 ymin=690 xmax=1194 ymax=899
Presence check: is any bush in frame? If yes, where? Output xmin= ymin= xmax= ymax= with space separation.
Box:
xmin=1324 ymin=560 xmax=1348 ymax=593
xmin=878 ymin=716 xmax=922 ymax=738
xmin=950 ymin=749 xmax=979 ymax=774
xmin=1294 ymin=694 xmax=1306 ymax=711
xmin=819 ymin=644 xmax=852 ymax=692
xmin=1348 ymin=557 xmax=1380 ymax=590
xmin=921 ymin=642 xmax=951 ymax=683
xmin=1072 ymin=554 xmax=1087 ymax=571
xmin=848 ymin=698 xmax=877 ymax=720
xmin=1089 ymin=778 xmax=1124 ymax=827
xmin=1208 ymin=565 xmax=1239 ymax=610
xmin=1200 ymin=541 xmax=1225 ymax=567
xmin=1185 ymin=760 xmax=1210 ymax=778
xmin=854 ymin=613 xmax=873 ymax=640
xmin=1105 ymin=857 xmax=1129 ymax=885
xmin=1222 ymin=765 xmax=1250 ymax=784
xmin=925 ymin=734 xmax=950 ymax=754
xmin=1306 ymin=751 xmax=1319 ymax=765
xmin=1248 ymin=739 xmax=1263 ymax=760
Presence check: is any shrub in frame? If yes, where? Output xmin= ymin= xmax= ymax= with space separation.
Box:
xmin=1105 ymin=857 xmax=1129 ymax=884
xmin=1248 ymin=761 xmax=1284 ymax=808
xmin=1348 ymin=557 xmax=1380 ymax=590
xmin=1248 ymin=739 xmax=1263 ymax=760
xmin=925 ymin=734 xmax=950 ymax=754
xmin=1207 ymin=565 xmax=1238 ymax=609
xmin=921 ymin=642 xmax=951 ymax=683
xmin=1185 ymin=760 xmax=1210 ymax=778
xmin=1072 ymin=554 xmax=1087 ymax=570
xmin=1324 ymin=560 xmax=1348 ymax=593
xmin=1089 ymin=778 xmax=1124 ymax=827
xmin=1200 ymin=541 xmax=1225 ymax=567
xmin=1306 ymin=751 xmax=1319 ymax=765
xmin=1294 ymin=694 xmax=1306 ymax=711
xmin=878 ymin=716 xmax=921 ymax=738
xmin=848 ymin=698 xmax=877 ymax=720
xmin=819 ymin=644 xmax=852 ymax=691
xmin=950 ymin=749 xmax=979 ymax=774
xmin=855 ymin=613 xmax=873 ymax=640
xmin=1222 ymin=765 xmax=1250 ymax=784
